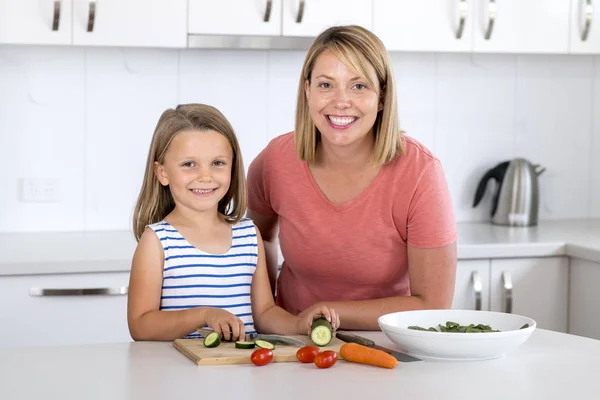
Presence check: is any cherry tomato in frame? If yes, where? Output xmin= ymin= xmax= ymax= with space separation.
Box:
xmin=250 ymin=348 xmax=273 ymax=366
xmin=314 ymin=350 xmax=338 ymax=369
xmin=296 ymin=346 xmax=321 ymax=363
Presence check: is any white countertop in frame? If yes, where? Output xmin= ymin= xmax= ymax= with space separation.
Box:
xmin=2 ymin=219 xmax=600 ymax=276
xmin=0 ymin=330 xmax=598 ymax=400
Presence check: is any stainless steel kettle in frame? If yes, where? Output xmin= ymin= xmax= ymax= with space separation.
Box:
xmin=473 ymin=158 xmax=546 ymax=226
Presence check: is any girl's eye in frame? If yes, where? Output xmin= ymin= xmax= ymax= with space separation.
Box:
xmin=212 ymin=160 xmax=225 ymax=166
xmin=317 ymin=82 xmax=331 ymax=89
xmin=182 ymin=161 xmax=196 ymax=168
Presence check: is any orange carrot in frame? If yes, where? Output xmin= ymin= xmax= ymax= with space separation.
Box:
xmin=340 ymin=343 xmax=398 ymax=369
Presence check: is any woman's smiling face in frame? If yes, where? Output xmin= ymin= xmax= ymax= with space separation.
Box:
xmin=304 ymin=49 xmax=381 ymax=151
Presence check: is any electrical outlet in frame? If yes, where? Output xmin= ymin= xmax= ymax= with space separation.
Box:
xmin=20 ymin=178 xmax=61 ymax=203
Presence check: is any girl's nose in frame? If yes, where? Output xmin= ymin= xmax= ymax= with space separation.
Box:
xmin=196 ymin=166 xmax=212 ymax=181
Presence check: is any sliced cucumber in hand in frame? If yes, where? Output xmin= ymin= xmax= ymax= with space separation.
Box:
xmin=310 ymin=317 xmax=333 ymax=347
xmin=203 ymin=331 xmax=221 ymax=348
xmin=254 ymin=339 xmax=275 ymax=350
xmin=235 ymin=341 xmax=256 ymax=349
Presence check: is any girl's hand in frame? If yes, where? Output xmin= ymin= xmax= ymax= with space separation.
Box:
xmin=204 ymin=308 xmax=246 ymax=341
xmin=296 ymin=303 xmax=340 ymax=335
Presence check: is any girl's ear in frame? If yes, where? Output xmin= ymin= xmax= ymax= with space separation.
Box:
xmin=154 ymin=162 xmax=169 ymax=186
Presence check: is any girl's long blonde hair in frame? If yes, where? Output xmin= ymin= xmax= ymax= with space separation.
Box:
xmin=132 ymin=104 xmax=247 ymax=241
xmin=295 ymin=25 xmax=405 ymax=165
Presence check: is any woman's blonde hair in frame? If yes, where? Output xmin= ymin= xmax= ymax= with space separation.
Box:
xmin=132 ymin=104 xmax=247 ymax=241
xmin=295 ymin=25 xmax=405 ymax=165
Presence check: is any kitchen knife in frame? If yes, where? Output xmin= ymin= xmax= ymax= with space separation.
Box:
xmin=197 ymin=329 xmax=306 ymax=347
xmin=336 ymin=332 xmax=423 ymax=363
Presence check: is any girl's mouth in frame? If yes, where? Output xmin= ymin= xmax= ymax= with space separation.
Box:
xmin=190 ymin=188 xmax=217 ymax=197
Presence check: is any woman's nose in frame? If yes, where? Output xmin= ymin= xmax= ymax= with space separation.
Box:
xmin=332 ymin=87 xmax=351 ymax=108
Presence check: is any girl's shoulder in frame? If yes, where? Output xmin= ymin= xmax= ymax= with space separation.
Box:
xmin=232 ymin=217 xmax=257 ymax=231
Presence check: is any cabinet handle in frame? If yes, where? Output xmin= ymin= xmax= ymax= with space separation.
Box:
xmin=484 ymin=0 xmax=497 ymax=40
xmin=87 ymin=0 xmax=97 ymax=32
xmin=296 ymin=0 xmax=305 ymax=23
xmin=29 ymin=287 xmax=128 ymax=296
xmin=502 ymin=271 xmax=513 ymax=313
xmin=52 ymin=1 xmax=61 ymax=31
xmin=264 ymin=0 xmax=273 ymax=22
xmin=471 ymin=271 xmax=483 ymax=311
xmin=456 ymin=0 xmax=469 ymax=39
xmin=581 ymin=0 xmax=593 ymax=41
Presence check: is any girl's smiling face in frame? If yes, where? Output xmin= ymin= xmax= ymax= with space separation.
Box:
xmin=304 ymin=49 xmax=381 ymax=151
xmin=154 ymin=129 xmax=233 ymax=214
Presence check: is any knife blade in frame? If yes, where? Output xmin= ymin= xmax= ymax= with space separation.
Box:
xmin=336 ymin=332 xmax=423 ymax=363
xmin=197 ymin=329 xmax=305 ymax=347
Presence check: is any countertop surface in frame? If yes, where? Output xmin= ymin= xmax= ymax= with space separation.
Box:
xmin=0 ymin=330 xmax=597 ymax=400
xmin=2 ymin=219 xmax=600 ymax=275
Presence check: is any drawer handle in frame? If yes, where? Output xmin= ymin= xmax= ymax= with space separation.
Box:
xmin=264 ymin=0 xmax=272 ymax=22
xmin=87 ymin=0 xmax=96 ymax=32
xmin=581 ymin=0 xmax=593 ymax=41
xmin=296 ymin=0 xmax=305 ymax=23
xmin=484 ymin=0 xmax=497 ymax=40
xmin=502 ymin=271 xmax=513 ymax=313
xmin=456 ymin=0 xmax=469 ymax=39
xmin=29 ymin=287 xmax=128 ymax=297
xmin=471 ymin=271 xmax=482 ymax=311
xmin=52 ymin=0 xmax=61 ymax=31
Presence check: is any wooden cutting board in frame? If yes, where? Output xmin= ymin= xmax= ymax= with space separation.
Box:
xmin=173 ymin=335 xmax=345 ymax=365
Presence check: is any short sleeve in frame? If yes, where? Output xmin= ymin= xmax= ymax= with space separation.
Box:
xmin=406 ymin=159 xmax=457 ymax=248
xmin=247 ymin=146 xmax=277 ymax=216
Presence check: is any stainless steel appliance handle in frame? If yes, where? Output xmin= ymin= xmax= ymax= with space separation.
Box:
xmin=484 ymin=0 xmax=497 ymax=40
xmin=456 ymin=0 xmax=469 ymax=39
xmin=87 ymin=0 xmax=96 ymax=32
xmin=582 ymin=0 xmax=594 ymax=41
xmin=502 ymin=271 xmax=513 ymax=313
xmin=52 ymin=1 xmax=61 ymax=31
xmin=471 ymin=271 xmax=483 ymax=311
xmin=296 ymin=0 xmax=305 ymax=23
xmin=264 ymin=0 xmax=272 ymax=22
xmin=29 ymin=287 xmax=128 ymax=296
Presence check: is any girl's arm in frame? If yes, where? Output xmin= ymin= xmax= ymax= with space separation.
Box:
xmin=127 ymin=228 xmax=244 ymax=341
xmin=250 ymin=228 xmax=340 ymax=335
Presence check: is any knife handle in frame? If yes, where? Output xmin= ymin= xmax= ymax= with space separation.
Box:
xmin=336 ymin=332 xmax=375 ymax=347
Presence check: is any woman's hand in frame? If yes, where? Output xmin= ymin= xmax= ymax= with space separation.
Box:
xmin=296 ymin=303 xmax=340 ymax=335
xmin=204 ymin=308 xmax=246 ymax=341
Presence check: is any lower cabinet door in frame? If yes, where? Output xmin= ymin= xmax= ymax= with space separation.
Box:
xmin=569 ymin=258 xmax=600 ymax=339
xmin=452 ymin=259 xmax=490 ymax=311
xmin=0 ymin=271 xmax=131 ymax=348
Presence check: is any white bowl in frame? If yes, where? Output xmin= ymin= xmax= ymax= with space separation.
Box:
xmin=378 ymin=309 xmax=536 ymax=361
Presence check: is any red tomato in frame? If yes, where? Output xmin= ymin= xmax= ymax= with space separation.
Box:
xmin=251 ymin=348 xmax=273 ymax=366
xmin=296 ymin=346 xmax=321 ymax=363
xmin=314 ymin=350 xmax=338 ymax=369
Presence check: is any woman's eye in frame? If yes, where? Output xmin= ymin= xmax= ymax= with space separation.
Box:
xmin=353 ymin=83 xmax=367 ymax=90
xmin=318 ymin=82 xmax=331 ymax=89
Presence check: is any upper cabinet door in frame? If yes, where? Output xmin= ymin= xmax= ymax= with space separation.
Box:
xmin=72 ymin=0 xmax=187 ymax=48
xmin=373 ymin=0 xmax=474 ymax=52
xmin=282 ymin=0 xmax=372 ymax=37
xmin=0 ymin=0 xmax=72 ymax=45
xmin=189 ymin=0 xmax=282 ymax=36
xmin=473 ymin=0 xmax=570 ymax=53
xmin=569 ymin=0 xmax=600 ymax=53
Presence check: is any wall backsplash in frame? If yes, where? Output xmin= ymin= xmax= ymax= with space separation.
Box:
xmin=0 ymin=46 xmax=598 ymax=232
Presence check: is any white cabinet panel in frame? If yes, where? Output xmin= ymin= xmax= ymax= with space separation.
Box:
xmin=189 ymin=0 xmax=282 ymax=36
xmin=374 ymin=0 xmax=473 ymax=52
xmin=569 ymin=258 xmax=600 ymax=339
xmin=72 ymin=0 xmax=187 ymax=48
xmin=452 ymin=259 xmax=490 ymax=311
xmin=569 ymin=0 xmax=600 ymax=54
xmin=0 ymin=0 xmax=72 ymax=45
xmin=0 ymin=272 xmax=132 ymax=348
xmin=490 ymin=257 xmax=568 ymax=332
xmin=282 ymin=0 xmax=372 ymax=37
xmin=473 ymin=0 xmax=570 ymax=53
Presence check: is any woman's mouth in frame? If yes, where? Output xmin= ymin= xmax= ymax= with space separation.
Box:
xmin=327 ymin=115 xmax=357 ymax=129
xmin=190 ymin=188 xmax=217 ymax=197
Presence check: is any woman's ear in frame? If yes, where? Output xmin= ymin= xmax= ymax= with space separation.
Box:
xmin=154 ymin=162 xmax=169 ymax=186
xmin=378 ymin=85 xmax=387 ymax=111
xmin=304 ymin=79 xmax=311 ymax=101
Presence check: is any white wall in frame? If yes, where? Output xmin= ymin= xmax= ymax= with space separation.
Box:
xmin=0 ymin=46 xmax=598 ymax=232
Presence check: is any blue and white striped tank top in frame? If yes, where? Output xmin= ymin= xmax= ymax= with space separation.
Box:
xmin=148 ymin=217 xmax=258 ymax=339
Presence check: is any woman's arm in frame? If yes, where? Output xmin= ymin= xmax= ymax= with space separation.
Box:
xmin=247 ymin=210 xmax=279 ymax=296
xmin=310 ymin=242 xmax=457 ymax=331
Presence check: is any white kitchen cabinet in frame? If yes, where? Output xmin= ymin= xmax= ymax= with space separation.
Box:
xmin=490 ymin=257 xmax=569 ymax=332
xmin=0 ymin=272 xmax=131 ymax=348
xmin=452 ymin=259 xmax=491 ymax=310
xmin=282 ymin=0 xmax=372 ymax=37
xmin=72 ymin=0 xmax=187 ymax=48
xmin=569 ymin=258 xmax=600 ymax=339
xmin=189 ymin=0 xmax=282 ymax=36
xmin=0 ymin=0 xmax=72 ymax=45
xmin=373 ymin=0 xmax=474 ymax=52
xmin=472 ymin=0 xmax=570 ymax=53
xmin=569 ymin=0 xmax=600 ymax=54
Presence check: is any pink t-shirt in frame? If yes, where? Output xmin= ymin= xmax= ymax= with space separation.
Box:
xmin=247 ymin=132 xmax=457 ymax=315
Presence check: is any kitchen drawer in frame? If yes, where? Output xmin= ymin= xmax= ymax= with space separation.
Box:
xmin=0 ymin=271 xmax=132 ymax=348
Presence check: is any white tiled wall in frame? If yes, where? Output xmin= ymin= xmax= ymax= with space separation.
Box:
xmin=0 ymin=46 xmax=599 ymax=232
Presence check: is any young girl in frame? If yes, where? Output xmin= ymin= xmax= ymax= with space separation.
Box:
xmin=127 ymin=104 xmax=339 ymax=341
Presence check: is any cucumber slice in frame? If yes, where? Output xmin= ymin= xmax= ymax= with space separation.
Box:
xmin=310 ymin=317 xmax=333 ymax=347
xmin=254 ymin=339 xmax=275 ymax=350
xmin=235 ymin=341 xmax=256 ymax=349
xmin=203 ymin=331 xmax=221 ymax=348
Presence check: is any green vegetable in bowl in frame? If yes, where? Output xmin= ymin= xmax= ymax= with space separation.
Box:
xmin=408 ymin=321 xmax=500 ymax=333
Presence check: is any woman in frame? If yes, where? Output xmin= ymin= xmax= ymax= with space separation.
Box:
xmin=247 ymin=25 xmax=457 ymax=330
